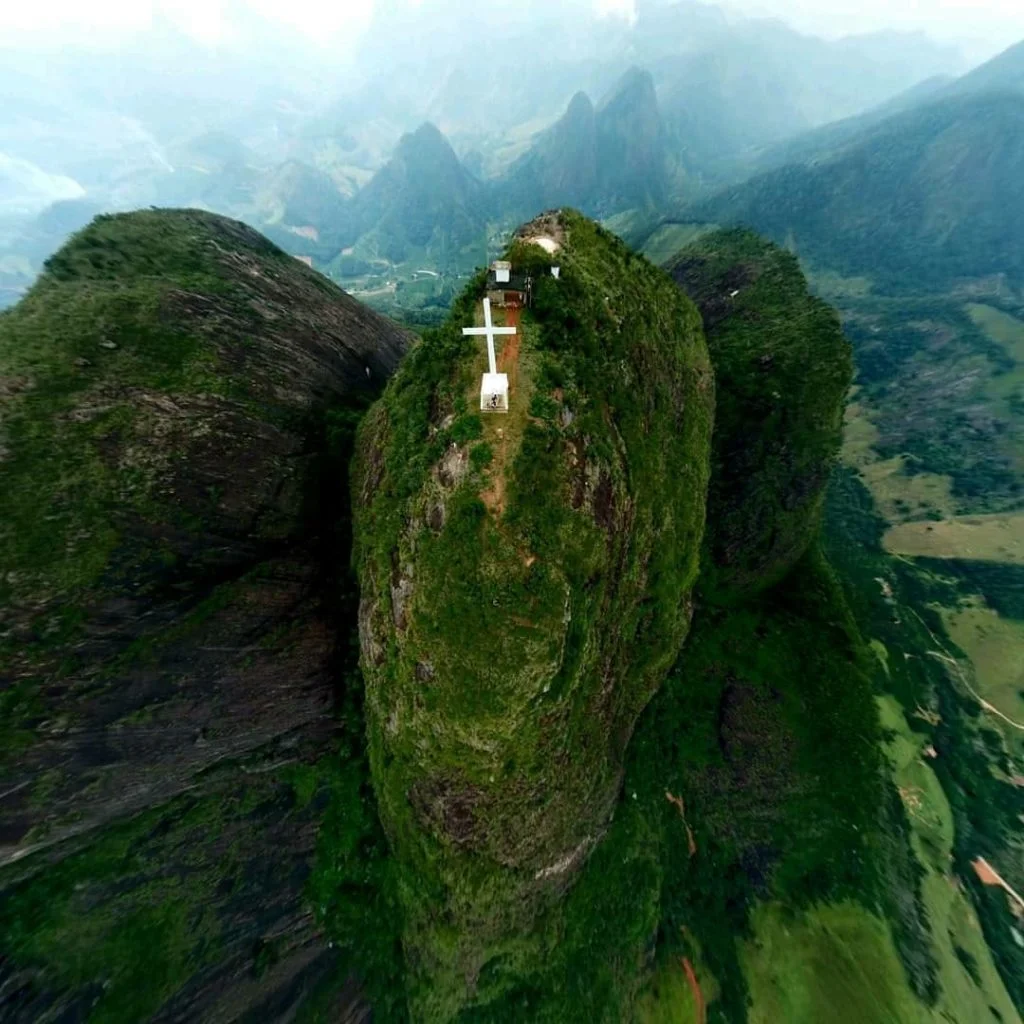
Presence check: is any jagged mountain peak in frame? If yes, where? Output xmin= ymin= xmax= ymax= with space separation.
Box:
xmin=385 ymin=121 xmax=475 ymax=191
xmin=502 ymin=70 xmax=669 ymax=218
xmin=396 ymin=120 xmax=457 ymax=158
xmin=600 ymin=65 xmax=659 ymax=112
xmin=336 ymin=119 xmax=486 ymax=267
xmin=389 ymin=121 xmax=466 ymax=174
xmin=564 ymin=89 xmax=596 ymax=119
xmin=595 ymin=66 xmax=668 ymax=210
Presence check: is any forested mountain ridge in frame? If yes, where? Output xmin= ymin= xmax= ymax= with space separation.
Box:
xmin=333 ymin=122 xmax=488 ymax=268
xmin=947 ymin=37 xmax=1024 ymax=96
xmin=734 ymin=35 xmax=1024 ymax=182
xmin=691 ymin=90 xmax=1024 ymax=291
xmin=501 ymin=69 xmax=672 ymax=219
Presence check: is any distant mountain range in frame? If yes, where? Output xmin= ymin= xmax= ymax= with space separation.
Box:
xmin=282 ymin=69 xmax=676 ymax=278
xmin=0 ymin=4 xmax=1011 ymax=309
xmin=326 ymin=122 xmax=488 ymax=272
xmin=687 ymin=40 xmax=1024 ymax=290
xmin=499 ymin=68 xmax=673 ymax=219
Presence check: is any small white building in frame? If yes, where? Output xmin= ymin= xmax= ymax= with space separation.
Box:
xmin=492 ymin=260 xmax=511 ymax=284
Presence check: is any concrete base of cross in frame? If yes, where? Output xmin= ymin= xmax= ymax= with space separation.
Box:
xmin=481 ymin=372 xmax=509 ymax=413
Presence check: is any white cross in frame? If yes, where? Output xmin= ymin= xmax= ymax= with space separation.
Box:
xmin=462 ymin=297 xmax=516 ymax=374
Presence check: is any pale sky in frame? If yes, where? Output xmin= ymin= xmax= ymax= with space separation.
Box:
xmin=730 ymin=0 xmax=1024 ymax=51
xmin=0 ymin=0 xmax=1022 ymax=56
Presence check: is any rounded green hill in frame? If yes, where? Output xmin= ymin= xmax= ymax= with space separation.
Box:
xmin=666 ymin=228 xmax=852 ymax=602
xmin=352 ymin=210 xmax=714 ymax=1015
xmin=0 ymin=208 xmax=407 ymax=649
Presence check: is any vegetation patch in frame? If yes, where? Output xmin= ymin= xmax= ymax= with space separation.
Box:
xmin=742 ymin=903 xmax=934 ymax=1024
xmin=352 ymin=210 xmax=713 ymax=1018
xmin=826 ymin=467 xmax=1024 ymax=1011
xmin=666 ymin=228 xmax=852 ymax=602
xmin=838 ymin=295 xmax=1024 ymax=514
xmin=910 ymin=558 xmax=1024 ymax=622
xmin=940 ymin=600 xmax=1024 ymax=730
xmin=877 ymin=695 xmax=1019 ymax=1024
xmin=884 ymin=514 xmax=1024 ymax=565
xmin=640 ymin=222 xmax=718 ymax=267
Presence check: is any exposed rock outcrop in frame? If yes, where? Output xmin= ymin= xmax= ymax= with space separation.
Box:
xmin=0 ymin=209 xmax=410 ymax=1020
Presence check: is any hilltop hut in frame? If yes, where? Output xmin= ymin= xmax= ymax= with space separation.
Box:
xmin=487 ymin=260 xmax=532 ymax=309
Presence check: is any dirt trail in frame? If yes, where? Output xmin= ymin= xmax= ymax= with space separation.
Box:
xmin=499 ymin=304 xmax=522 ymax=390
xmin=480 ymin=304 xmax=522 ymax=518
xmin=909 ymin=606 xmax=1024 ymax=731
xmin=972 ymin=856 xmax=1024 ymax=911
xmin=680 ymin=957 xmax=707 ymax=1024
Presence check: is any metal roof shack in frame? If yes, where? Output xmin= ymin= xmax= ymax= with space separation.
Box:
xmin=486 ymin=261 xmax=532 ymax=307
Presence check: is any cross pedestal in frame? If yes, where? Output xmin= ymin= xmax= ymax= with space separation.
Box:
xmin=463 ymin=297 xmax=515 ymax=414
xmin=481 ymin=372 xmax=509 ymax=412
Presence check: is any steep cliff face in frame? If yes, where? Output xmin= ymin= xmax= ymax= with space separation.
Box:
xmin=352 ymin=210 xmax=713 ymax=1017
xmin=503 ymin=72 xmax=670 ymax=220
xmin=0 ymin=209 xmax=410 ymax=1021
xmin=595 ymin=68 xmax=669 ymax=210
xmin=666 ymin=229 xmax=851 ymax=602
xmin=502 ymin=92 xmax=599 ymax=215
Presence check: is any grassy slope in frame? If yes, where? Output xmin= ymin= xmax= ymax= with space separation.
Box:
xmin=836 ymin=280 xmax=1024 ymax=764
xmin=826 ymin=468 xmax=1024 ymax=1014
xmin=877 ymin=694 xmax=1019 ymax=1024
xmin=743 ymin=903 xmax=932 ymax=1024
xmin=743 ymin=689 xmax=1017 ymax=1024
xmin=640 ymin=222 xmax=718 ymax=267
xmin=885 ymin=514 xmax=1024 ymax=564
xmin=817 ymin=217 xmax=1024 ymax=1011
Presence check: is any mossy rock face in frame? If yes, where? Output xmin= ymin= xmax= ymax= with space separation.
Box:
xmin=1 ymin=209 xmax=407 ymax=650
xmin=666 ymin=229 xmax=852 ymax=602
xmin=352 ymin=210 xmax=713 ymax=1017
xmin=0 ymin=210 xmax=409 ymax=1020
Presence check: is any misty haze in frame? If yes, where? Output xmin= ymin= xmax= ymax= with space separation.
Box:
xmin=2 ymin=2 xmax=1024 ymax=1023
